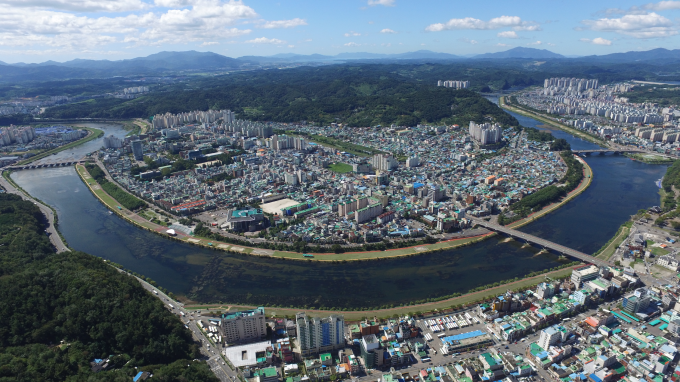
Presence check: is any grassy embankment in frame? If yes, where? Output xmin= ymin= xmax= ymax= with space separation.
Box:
xmin=76 ymin=164 xmax=158 ymax=231
xmin=17 ymin=127 xmax=103 ymax=165
xmin=185 ymin=265 xmax=578 ymax=320
xmin=499 ymin=96 xmax=604 ymax=145
xmin=593 ymin=221 xmax=633 ymax=261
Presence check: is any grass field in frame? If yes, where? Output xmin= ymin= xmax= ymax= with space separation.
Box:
xmin=184 ymin=266 xmax=579 ymax=320
xmin=328 ymin=162 xmax=353 ymax=173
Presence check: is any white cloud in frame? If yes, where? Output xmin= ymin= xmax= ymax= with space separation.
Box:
xmin=514 ymin=24 xmax=542 ymax=31
xmin=344 ymin=31 xmax=361 ymax=37
xmin=154 ymin=0 xmax=193 ymax=7
xmin=426 ymin=15 xmax=538 ymax=32
xmin=497 ymin=31 xmax=518 ymax=38
xmin=529 ymin=40 xmax=542 ymax=45
xmin=580 ymin=37 xmax=613 ymax=45
xmin=380 ymin=28 xmax=397 ymax=34
xmin=344 ymin=42 xmax=360 ymax=47
xmin=0 ymin=0 xmax=266 ymax=52
xmin=245 ymin=37 xmax=285 ymax=44
xmin=381 ymin=42 xmax=391 ymax=47
xmin=287 ymin=44 xmax=294 ymax=48
xmin=496 ymin=43 xmax=510 ymax=47
xmin=367 ymin=0 xmax=394 ymax=6
xmin=259 ymin=18 xmax=307 ymax=29
xmin=458 ymin=38 xmax=477 ymax=44
xmin=201 ymin=41 xmax=218 ymax=46
xmin=582 ymin=12 xmax=677 ymax=38
xmin=0 ymin=0 xmax=149 ymax=12
xmin=644 ymin=1 xmax=680 ymax=10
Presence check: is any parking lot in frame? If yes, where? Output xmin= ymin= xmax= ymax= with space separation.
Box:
xmin=415 ymin=309 xmax=498 ymax=355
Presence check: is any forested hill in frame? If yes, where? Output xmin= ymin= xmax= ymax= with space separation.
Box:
xmin=0 ymin=193 xmax=218 ymax=381
xmin=42 ymin=65 xmax=519 ymax=127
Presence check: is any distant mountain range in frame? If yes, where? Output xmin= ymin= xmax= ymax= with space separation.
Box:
xmin=473 ymin=47 xmax=565 ymax=59
xmin=1 ymin=47 xmax=680 ymax=82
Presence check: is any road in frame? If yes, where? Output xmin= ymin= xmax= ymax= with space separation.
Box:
xmin=116 ymin=267 xmax=240 ymax=382
xmin=0 ymin=170 xmax=70 ymax=253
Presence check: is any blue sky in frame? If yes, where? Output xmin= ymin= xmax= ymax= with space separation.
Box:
xmin=2 ymin=0 xmax=680 ymax=63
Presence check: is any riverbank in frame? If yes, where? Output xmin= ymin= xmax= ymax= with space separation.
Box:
xmin=504 ymin=155 xmax=592 ymax=230
xmin=183 ymin=265 xmax=579 ymax=320
xmin=0 ymin=170 xmax=69 ymax=252
xmin=625 ymin=152 xmax=676 ymax=164
xmin=17 ymin=127 xmax=103 ymax=165
xmin=500 ymin=96 xmax=604 ymax=145
xmin=76 ymin=153 xmax=593 ymax=262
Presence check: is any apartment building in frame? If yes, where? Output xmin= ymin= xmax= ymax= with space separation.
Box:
xmin=221 ymin=307 xmax=267 ymax=344
xmin=296 ymin=312 xmax=345 ymax=357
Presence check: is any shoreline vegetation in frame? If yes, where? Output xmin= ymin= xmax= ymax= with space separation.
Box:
xmin=75 ymin=154 xmax=592 ymax=262
xmin=16 ymin=127 xmax=103 ymax=165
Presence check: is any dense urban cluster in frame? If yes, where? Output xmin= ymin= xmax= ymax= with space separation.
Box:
xmin=98 ymin=108 xmax=568 ymax=246
xmin=179 ymin=263 xmax=680 ymax=382
xmin=514 ymin=80 xmax=680 ymax=154
xmin=0 ymin=125 xmax=87 ymax=165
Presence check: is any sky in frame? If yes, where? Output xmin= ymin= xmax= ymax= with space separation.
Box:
xmin=2 ymin=0 xmax=680 ymax=63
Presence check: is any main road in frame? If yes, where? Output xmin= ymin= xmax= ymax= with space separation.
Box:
xmin=0 ymin=169 xmax=70 ymax=253
xmin=121 ymin=267 xmax=240 ymax=382
xmin=470 ymin=217 xmax=612 ymax=267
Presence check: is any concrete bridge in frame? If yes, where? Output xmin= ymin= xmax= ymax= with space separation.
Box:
xmin=7 ymin=161 xmax=86 ymax=171
xmin=572 ymin=149 xmax=644 ymax=155
xmin=470 ymin=218 xmax=612 ymax=267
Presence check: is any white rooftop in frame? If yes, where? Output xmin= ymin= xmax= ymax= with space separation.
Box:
xmin=223 ymin=341 xmax=271 ymax=368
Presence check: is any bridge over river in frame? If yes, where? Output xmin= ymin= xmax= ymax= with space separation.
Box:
xmin=470 ymin=217 xmax=612 ymax=267
xmin=572 ymin=149 xmax=644 ymax=155
xmin=7 ymin=161 xmax=85 ymax=171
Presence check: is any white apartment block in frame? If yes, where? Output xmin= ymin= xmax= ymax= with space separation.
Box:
xmin=221 ymin=307 xmax=267 ymax=344
xmin=468 ymin=121 xmax=502 ymax=145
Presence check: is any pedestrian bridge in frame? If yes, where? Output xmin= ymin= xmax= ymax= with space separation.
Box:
xmin=7 ymin=161 xmax=86 ymax=170
xmin=470 ymin=217 xmax=612 ymax=267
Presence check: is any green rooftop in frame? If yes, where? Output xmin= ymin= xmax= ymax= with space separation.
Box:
xmin=222 ymin=307 xmax=264 ymax=320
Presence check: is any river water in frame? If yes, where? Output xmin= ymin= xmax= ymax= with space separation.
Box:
xmin=10 ymin=115 xmax=669 ymax=308
xmin=30 ymin=122 xmax=128 ymax=165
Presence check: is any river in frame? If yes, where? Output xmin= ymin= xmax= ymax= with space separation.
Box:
xmin=31 ymin=122 xmax=128 ymax=165
xmin=9 ymin=115 xmax=669 ymax=308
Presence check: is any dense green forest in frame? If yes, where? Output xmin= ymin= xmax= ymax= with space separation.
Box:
xmin=42 ymin=65 xmax=519 ymax=127
xmin=0 ymin=193 xmax=218 ymax=381
xmin=626 ymin=86 xmax=680 ymax=106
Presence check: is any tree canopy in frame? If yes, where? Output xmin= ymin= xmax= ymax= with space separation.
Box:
xmin=0 ymin=193 xmax=217 ymax=381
